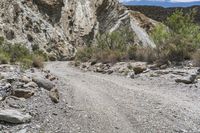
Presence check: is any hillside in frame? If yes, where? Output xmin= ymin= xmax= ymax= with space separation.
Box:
xmin=126 ymin=5 xmax=200 ymax=24
xmin=123 ymin=1 xmax=200 ymax=8
xmin=0 ymin=0 xmax=157 ymax=61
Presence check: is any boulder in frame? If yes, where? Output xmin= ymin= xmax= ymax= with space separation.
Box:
xmin=11 ymin=89 xmax=34 ymax=99
xmin=133 ymin=67 xmax=146 ymax=75
xmin=0 ymin=109 xmax=32 ymax=124
xmin=49 ymin=88 xmax=59 ymax=103
xmin=131 ymin=62 xmax=147 ymax=75
xmin=175 ymin=74 xmax=197 ymax=84
xmin=33 ymin=77 xmax=55 ymax=91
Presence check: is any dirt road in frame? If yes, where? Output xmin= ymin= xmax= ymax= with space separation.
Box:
xmin=45 ymin=62 xmax=200 ymax=133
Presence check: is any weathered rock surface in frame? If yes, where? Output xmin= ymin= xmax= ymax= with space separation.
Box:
xmin=175 ymin=74 xmax=197 ymax=84
xmin=33 ymin=77 xmax=54 ymax=90
xmin=11 ymin=89 xmax=34 ymax=99
xmin=0 ymin=109 xmax=32 ymax=124
xmin=0 ymin=0 xmax=156 ymax=60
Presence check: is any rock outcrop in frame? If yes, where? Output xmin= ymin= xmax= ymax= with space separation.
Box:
xmin=0 ymin=0 xmax=156 ymax=60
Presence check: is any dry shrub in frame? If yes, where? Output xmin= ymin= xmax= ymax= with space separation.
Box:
xmin=134 ymin=47 xmax=157 ymax=63
xmin=192 ymin=50 xmax=200 ymax=67
xmin=94 ymin=50 xmax=126 ymax=64
xmin=32 ymin=56 xmax=44 ymax=68
xmin=0 ymin=53 xmax=9 ymax=64
xmin=75 ymin=47 xmax=93 ymax=62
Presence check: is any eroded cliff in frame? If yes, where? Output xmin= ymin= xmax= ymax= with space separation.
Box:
xmin=0 ymin=0 xmax=156 ymax=60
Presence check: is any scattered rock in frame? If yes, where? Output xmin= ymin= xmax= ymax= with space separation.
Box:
xmin=197 ymin=68 xmax=200 ymax=74
xmin=0 ymin=83 xmax=12 ymax=100
xmin=0 ymin=109 xmax=31 ymax=124
xmin=127 ymin=71 xmax=135 ymax=79
xmin=175 ymin=74 xmax=197 ymax=84
xmin=133 ymin=67 xmax=146 ymax=75
xmin=160 ymin=64 xmax=168 ymax=69
xmin=11 ymin=89 xmax=34 ymax=99
xmin=4 ymin=29 xmax=15 ymax=40
xmin=148 ymin=64 xmax=159 ymax=70
xmin=20 ymin=76 xmax=32 ymax=83
xmin=45 ymin=74 xmax=57 ymax=81
xmin=23 ymin=82 xmax=38 ymax=88
xmin=49 ymin=88 xmax=59 ymax=103
xmin=33 ymin=77 xmax=55 ymax=91
xmin=16 ymin=128 xmax=28 ymax=133
xmin=106 ymin=70 xmax=113 ymax=75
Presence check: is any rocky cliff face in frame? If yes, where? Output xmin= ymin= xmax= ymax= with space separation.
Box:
xmin=0 ymin=0 xmax=156 ymax=60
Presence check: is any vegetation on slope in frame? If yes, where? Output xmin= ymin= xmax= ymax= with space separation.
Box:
xmin=0 ymin=37 xmax=46 ymax=69
xmin=75 ymin=10 xmax=200 ymax=66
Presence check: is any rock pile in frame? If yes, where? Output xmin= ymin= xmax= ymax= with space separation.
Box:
xmin=74 ymin=61 xmax=200 ymax=84
xmin=76 ymin=61 xmax=148 ymax=77
xmin=0 ymin=64 xmax=59 ymax=127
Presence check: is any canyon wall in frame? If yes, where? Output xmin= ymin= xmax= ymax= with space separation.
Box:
xmin=0 ymin=0 xmax=157 ymax=60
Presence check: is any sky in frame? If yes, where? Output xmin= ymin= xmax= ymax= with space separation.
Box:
xmin=120 ymin=0 xmax=200 ymax=2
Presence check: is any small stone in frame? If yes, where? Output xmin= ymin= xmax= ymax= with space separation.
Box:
xmin=127 ymin=72 xmax=135 ymax=79
xmin=16 ymin=128 xmax=27 ymax=133
xmin=20 ymin=76 xmax=32 ymax=83
xmin=0 ymin=109 xmax=31 ymax=124
xmin=106 ymin=70 xmax=113 ymax=74
xmin=160 ymin=64 xmax=168 ymax=69
xmin=49 ymin=88 xmax=59 ymax=103
xmin=30 ymin=68 xmax=35 ymax=73
xmin=45 ymin=74 xmax=57 ymax=81
xmin=148 ymin=64 xmax=159 ymax=70
xmin=23 ymin=82 xmax=38 ymax=88
xmin=197 ymin=68 xmax=200 ymax=74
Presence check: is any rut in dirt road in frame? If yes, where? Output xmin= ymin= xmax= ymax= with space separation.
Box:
xmin=45 ymin=62 xmax=200 ymax=133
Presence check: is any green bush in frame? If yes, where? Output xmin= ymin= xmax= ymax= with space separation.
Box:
xmin=0 ymin=37 xmax=45 ymax=69
xmin=151 ymin=10 xmax=200 ymax=63
xmin=0 ymin=53 xmax=9 ymax=64
xmin=76 ymin=27 xmax=135 ymax=63
xmin=76 ymin=10 xmax=200 ymax=65
xmin=20 ymin=58 xmax=33 ymax=69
